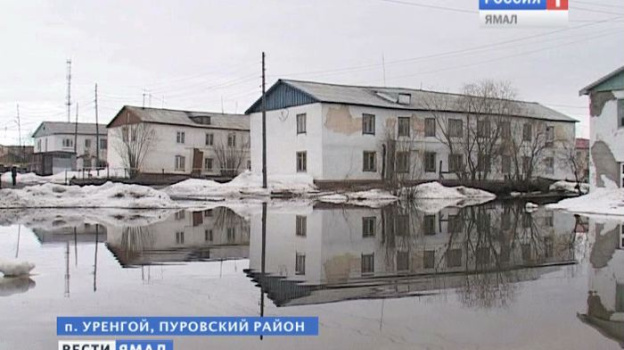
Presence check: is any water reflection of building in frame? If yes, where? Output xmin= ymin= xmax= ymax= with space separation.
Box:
xmin=247 ymin=202 xmax=578 ymax=307
xmin=32 ymin=223 xmax=107 ymax=244
xmin=578 ymin=218 xmax=624 ymax=347
xmin=105 ymin=207 xmax=250 ymax=267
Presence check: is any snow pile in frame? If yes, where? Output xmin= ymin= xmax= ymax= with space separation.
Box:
xmin=546 ymin=188 xmax=624 ymax=216
xmin=1 ymin=172 xmax=49 ymax=185
xmin=0 ymin=208 xmax=178 ymax=228
xmin=0 ymin=182 xmax=179 ymax=209
xmin=164 ymin=171 xmax=317 ymax=199
xmin=549 ymin=180 xmax=589 ymax=194
xmin=401 ymin=182 xmax=496 ymax=200
xmin=318 ymin=190 xmax=398 ymax=208
xmin=0 ymin=258 xmax=35 ymax=277
xmin=0 ymin=277 xmax=35 ymax=297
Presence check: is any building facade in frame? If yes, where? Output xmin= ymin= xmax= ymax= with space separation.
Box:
xmin=580 ymin=66 xmax=624 ymax=189
xmin=106 ymin=106 xmax=250 ymax=177
xmin=247 ymin=80 xmax=577 ymax=184
xmin=31 ymin=122 xmax=107 ymax=175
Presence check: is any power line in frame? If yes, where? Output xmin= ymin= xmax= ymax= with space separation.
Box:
xmin=376 ymin=0 xmax=475 ymax=14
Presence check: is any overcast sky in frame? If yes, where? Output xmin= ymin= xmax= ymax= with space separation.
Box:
xmin=1 ymin=0 xmax=623 ymax=145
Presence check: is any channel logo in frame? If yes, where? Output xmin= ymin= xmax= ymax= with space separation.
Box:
xmin=479 ymin=0 xmax=569 ymax=27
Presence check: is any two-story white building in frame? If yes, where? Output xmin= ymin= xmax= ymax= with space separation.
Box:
xmin=247 ymin=79 xmax=577 ymax=185
xmin=580 ymin=65 xmax=624 ymax=189
xmin=31 ymin=122 xmax=108 ymax=175
xmin=106 ymin=106 xmax=250 ymax=177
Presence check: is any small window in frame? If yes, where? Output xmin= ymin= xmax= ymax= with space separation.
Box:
xmin=501 ymin=121 xmax=511 ymax=139
xmin=297 ymin=113 xmax=306 ymax=134
xmin=424 ymin=215 xmax=436 ymax=235
xmin=446 ymin=249 xmax=462 ymax=268
xmin=100 ymin=138 xmax=107 ymax=150
xmin=296 ymin=216 xmax=307 ymax=237
xmin=363 ymin=151 xmax=377 ymax=172
xmin=37 ymin=139 xmax=41 ymax=151
xmin=175 ymin=155 xmax=186 ymax=171
xmin=85 ymin=139 xmax=92 ymax=148
xmin=361 ymin=253 xmax=374 ymax=275
xmin=122 ymin=126 xmax=129 ymax=142
xmin=296 ymin=151 xmax=307 ymax=172
xmin=477 ymin=120 xmax=490 ymax=138
xmin=227 ymin=133 xmax=236 ymax=147
xmin=295 ymin=252 xmax=306 ymax=275
xmin=544 ymin=157 xmax=554 ymax=174
xmin=396 ymin=151 xmax=410 ymax=173
xmin=544 ymin=214 xmax=554 ymax=227
xmin=227 ymin=227 xmax=236 ymax=242
xmin=398 ymin=93 xmax=411 ymax=105
xmin=424 ymin=152 xmax=436 ymax=173
xmin=448 ymin=154 xmax=463 ymax=172
xmin=175 ymin=231 xmax=184 ymax=245
xmin=396 ymin=251 xmax=409 ymax=271
xmin=546 ymin=126 xmax=555 ymax=146
xmin=523 ymin=123 xmax=532 ymax=142
xmin=448 ymin=215 xmax=462 ymax=233
xmin=423 ymin=250 xmax=435 ymax=269
xmin=502 ymin=211 xmax=511 ymax=230
xmin=205 ymin=133 xmax=214 ymax=146
xmin=502 ymin=155 xmax=511 ymax=174
xmin=362 ymin=114 xmax=375 ymax=135
xmin=477 ymin=153 xmax=491 ymax=172
xmin=204 ymin=210 xmax=213 ymax=217
xmin=449 ymin=119 xmax=463 ymax=137
xmin=363 ymin=217 xmax=376 ymax=237
xmin=522 ymin=156 xmax=531 ymax=174
xmin=396 ymin=215 xmax=410 ymax=236
xmin=62 ymin=138 xmax=73 ymax=148
xmin=205 ymin=229 xmax=213 ymax=241
xmin=425 ymin=118 xmax=436 ymax=137
xmin=476 ymin=247 xmax=490 ymax=265
xmin=176 ymin=131 xmax=185 ymax=144
xmin=398 ymin=117 xmax=411 ymax=137
xmin=175 ymin=211 xmax=185 ymax=220
xmin=204 ymin=158 xmax=214 ymax=171
xmin=618 ymin=100 xmax=624 ymax=128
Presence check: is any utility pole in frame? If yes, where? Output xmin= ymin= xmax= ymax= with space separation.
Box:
xmin=95 ymin=83 xmax=100 ymax=172
xmin=142 ymin=89 xmax=147 ymax=108
xmin=74 ymin=103 xmax=79 ymax=170
xmin=66 ymin=59 xmax=72 ymax=123
xmin=16 ymin=103 xmax=22 ymax=152
xmin=262 ymin=52 xmax=267 ymax=189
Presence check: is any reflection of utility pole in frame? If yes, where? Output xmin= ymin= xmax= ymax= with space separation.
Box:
xmin=64 ymin=241 xmax=70 ymax=298
xmin=93 ymin=224 xmax=99 ymax=292
xmin=261 ymin=52 xmax=267 ymax=189
xmin=74 ymin=227 xmax=78 ymax=267
xmin=15 ymin=225 xmax=21 ymax=258
xmin=259 ymin=202 xmax=267 ymax=341
xmin=379 ymin=299 xmax=385 ymax=331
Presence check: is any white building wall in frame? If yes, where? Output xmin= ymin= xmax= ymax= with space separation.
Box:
xmin=33 ymin=133 xmax=108 ymax=170
xmin=589 ymin=90 xmax=624 ymax=189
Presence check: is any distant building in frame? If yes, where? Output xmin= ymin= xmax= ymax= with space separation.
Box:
xmin=0 ymin=144 xmax=33 ymax=171
xmin=247 ymin=79 xmax=577 ymax=185
xmin=580 ymin=65 xmax=624 ymax=189
xmin=106 ymin=106 xmax=250 ymax=178
xmin=576 ymin=138 xmax=590 ymax=182
xmin=31 ymin=122 xmax=107 ymax=175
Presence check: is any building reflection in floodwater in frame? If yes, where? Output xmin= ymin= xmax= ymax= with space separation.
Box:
xmin=247 ymin=201 xmax=581 ymax=308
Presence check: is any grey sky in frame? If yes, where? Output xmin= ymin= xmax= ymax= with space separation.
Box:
xmin=1 ymin=0 xmax=623 ymax=145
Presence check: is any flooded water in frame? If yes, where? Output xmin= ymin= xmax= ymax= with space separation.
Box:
xmin=0 ymin=200 xmax=623 ymax=349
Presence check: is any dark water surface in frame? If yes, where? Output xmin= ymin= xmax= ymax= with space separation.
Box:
xmin=0 ymin=200 xmax=622 ymax=350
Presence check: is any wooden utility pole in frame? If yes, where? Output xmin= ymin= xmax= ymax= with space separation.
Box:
xmin=74 ymin=103 xmax=79 ymax=170
xmin=95 ymin=83 xmax=100 ymax=172
xmin=16 ymin=104 xmax=22 ymax=160
xmin=262 ymin=52 xmax=267 ymax=189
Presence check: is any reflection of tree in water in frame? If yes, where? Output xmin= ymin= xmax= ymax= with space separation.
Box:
xmin=119 ymin=226 xmax=155 ymax=261
xmin=211 ymin=207 xmax=250 ymax=240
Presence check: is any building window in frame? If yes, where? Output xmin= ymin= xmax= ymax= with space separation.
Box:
xmin=362 ymin=114 xmax=375 ymax=135
xmin=227 ymin=227 xmax=236 ymax=242
xmin=398 ymin=117 xmax=410 ymax=137
xmin=363 ymin=151 xmax=377 ymax=172
xmin=544 ymin=214 xmax=554 ymax=227
xmin=100 ymin=138 xmax=107 ymax=150
xmin=397 ymin=251 xmax=409 ymax=272
xmin=618 ymin=100 xmax=624 ymax=128
xmin=501 ymin=121 xmax=511 ymax=139
xmin=205 ymin=133 xmax=214 ymax=146
xmin=295 ymin=252 xmax=306 ymax=275
xmin=448 ymin=154 xmax=463 ymax=172
xmin=204 ymin=209 xmax=213 ymax=217
xmin=502 ymin=211 xmax=511 ymax=230
xmin=175 ymin=210 xmax=185 ymax=220
xmin=296 ymin=151 xmax=307 ymax=172
xmin=396 ymin=215 xmax=410 ymax=236
xmin=296 ymin=216 xmax=307 ymax=237
xmin=204 ymin=158 xmax=214 ymax=171
xmin=523 ymin=123 xmax=532 ymax=142
xmin=477 ymin=120 xmax=490 ymax=138
xmin=205 ymin=229 xmax=213 ymax=241
xmin=362 ymin=217 xmax=376 ymax=237
xmin=37 ymin=139 xmax=41 ymax=152
xmin=446 ymin=249 xmax=462 ymax=268
xmin=424 ymin=215 xmax=436 ymax=235
xmin=448 ymin=215 xmax=462 ymax=233
xmin=85 ymin=139 xmax=91 ymax=148
xmin=424 ymin=152 xmax=436 ymax=173
xmin=175 ymin=231 xmax=185 ymax=245
xmin=396 ymin=151 xmax=410 ymax=173
xmin=449 ymin=119 xmax=463 ymax=137
xmin=227 ymin=133 xmax=236 ymax=147
xmin=544 ymin=157 xmax=554 ymax=174
xmin=175 ymin=155 xmax=186 ymax=171
xmin=176 ymin=131 xmax=185 ymax=144
xmin=297 ymin=113 xmax=306 ymax=134
xmin=522 ymin=156 xmax=531 ymax=174
xmin=361 ymin=253 xmax=374 ymax=276
xmin=62 ymin=138 xmax=73 ymax=148
xmin=476 ymin=247 xmax=490 ymax=265
xmin=423 ymin=250 xmax=435 ymax=269
xmin=546 ymin=126 xmax=555 ymax=146
xmin=477 ymin=153 xmax=491 ymax=172
xmin=425 ymin=118 xmax=436 ymax=137
xmin=502 ymin=155 xmax=511 ymax=174
xmin=122 ymin=126 xmax=129 ymax=142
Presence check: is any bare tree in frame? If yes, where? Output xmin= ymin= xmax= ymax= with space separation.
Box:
xmin=112 ymin=123 xmax=157 ymax=178
xmin=559 ymin=141 xmax=588 ymax=193
xmin=504 ymin=120 xmax=550 ymax=184
xmin=214 ymin=134 xmax=249 ymax=177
